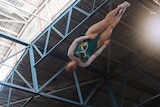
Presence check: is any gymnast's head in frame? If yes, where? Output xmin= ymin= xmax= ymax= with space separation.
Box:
xmin=66 ymin=60 xmax=78 ymax=72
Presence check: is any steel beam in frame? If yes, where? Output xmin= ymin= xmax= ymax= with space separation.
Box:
xmin=120 ymin=72 xmax=128 ymax=107
xmin=21 ymin=96 xmax=35 ymax=107
xmin=73 ymin=71 xmax=84 ymax=104
xmin=40 ymin=92 xmax=84 ymax=106
xmin=15 ymin=70 xmax=33 ymax=89
xmin=39 ymin=67 xmax=65 ymax=92
xmin=65 ymin=8 xmax=73 ymax=36
xmin=84 ymin=81 xmax=102 ymax=105
xmin=134 ymin=93 xmax=160 ymax=107
xmin=0 ymin=47 xmax=28 ymax=64
xmin=43 ymin=27 xmax=51 ymax=55
xmin=105 ymin=76 xmax=118 ymax=107
xmin=110 ymin=53 xmax=160 ymax=106
xmin=5 ymin=47 xmax=29 ymax=83
xmin=0 ymin=81 xmax=35 ymax=93
xmin=0 ymin=48 xmax=35 ymax=94
xmin=0 ymin=32 xmax=29 ymax=46
xmin=7 ymin=72 xmax=14 ymax=107
xmin=29 ymin=45 xmax=39 ymax=93
xmin=1 ymin=78 xmax=100 ymax=107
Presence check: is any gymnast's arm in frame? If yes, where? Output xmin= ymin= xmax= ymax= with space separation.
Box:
xmin=67 ymin=36 xmax=90 ymax=59
xmin=78 ymin=43 xmax=108 ymax=67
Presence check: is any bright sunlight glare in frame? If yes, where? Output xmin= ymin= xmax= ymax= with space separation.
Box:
xmin=147 ymin=17 xmax=160 ymax=37
xmin=143 ymin=15 xmax=160 ymax=47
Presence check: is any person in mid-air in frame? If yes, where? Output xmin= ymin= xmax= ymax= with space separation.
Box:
xmin=66 ymin=1 xmax=131 ymax=72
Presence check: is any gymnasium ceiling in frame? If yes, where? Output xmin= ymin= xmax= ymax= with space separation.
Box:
xmin=0 ymin=0 xmax=160 ymax=107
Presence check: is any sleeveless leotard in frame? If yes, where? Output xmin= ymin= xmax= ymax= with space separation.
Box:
xmin=73 ymin=35 xmax=100 ymax=62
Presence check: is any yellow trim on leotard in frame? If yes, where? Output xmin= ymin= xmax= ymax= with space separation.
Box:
xmin=76 ymin=41 xmax=88 ymax=58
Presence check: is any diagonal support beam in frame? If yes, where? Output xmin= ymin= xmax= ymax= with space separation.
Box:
xmin=39 ymin=67 xmax=65 ymax=92
xmin=134 ymin=93 xmax=160 ymax=107
xmin=105 ymin=76 xmax=118 ymax=107
xmin=0 ymin=32 xmax=29 ymax=46
xmin=84 ymin=80 xmax=103 ymax=105
xmin=73 ymin=71 xmax=84 ymax=104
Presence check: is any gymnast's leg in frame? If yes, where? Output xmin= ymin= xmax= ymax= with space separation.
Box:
xmin=86 ymin=1 xmax=130 ymax=38
xmin=97 ymin=8 xmax=127 ymax=47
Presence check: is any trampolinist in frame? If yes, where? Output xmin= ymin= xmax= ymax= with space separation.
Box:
xmin=66 ymin=1 xmax=131 ymax=72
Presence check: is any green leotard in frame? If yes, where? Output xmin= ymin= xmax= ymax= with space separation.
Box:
xmin=73 ymin=35 xmax=100 ymax=62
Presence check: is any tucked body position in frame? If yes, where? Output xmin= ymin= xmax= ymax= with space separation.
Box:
xmin=66 ymin=1 xmax=130 ymax=72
